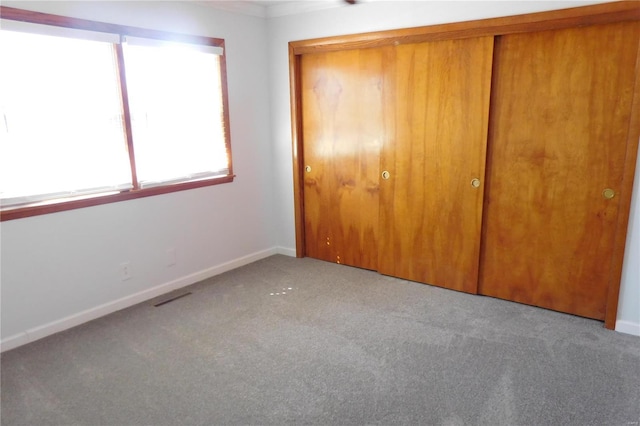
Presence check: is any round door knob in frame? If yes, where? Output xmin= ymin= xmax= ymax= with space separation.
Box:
xmin=471 ymin=178 xmax=481 ymax=188
xmin=305 ymin=165 xmax=312 ymax=173
xmin=603 ymin=188 xmax=615 ymax=199
xmin=381 ymin=171 xmax=390 ymax=180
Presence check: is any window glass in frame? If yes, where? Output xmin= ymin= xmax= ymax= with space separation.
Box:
xmin=123 ymin=40 xmax=229 ymax=187
xmin=0 ymin=30 xmax=131 ymax=206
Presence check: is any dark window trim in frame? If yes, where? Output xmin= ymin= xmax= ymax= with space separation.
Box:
xmin=0 ymin=6 xmax=235 ymax=222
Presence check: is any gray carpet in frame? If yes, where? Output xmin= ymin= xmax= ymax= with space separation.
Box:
xmin=2 ymin=255 xmax=639 ymax=425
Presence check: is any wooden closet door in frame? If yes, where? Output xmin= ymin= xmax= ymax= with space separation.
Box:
xmin=378 ymin=37 xmax=494 ymax=293
xmin=301 ymin=48 xmax=384 ymax=269
xmin=479 ymin=22 xmax=640 ymax=320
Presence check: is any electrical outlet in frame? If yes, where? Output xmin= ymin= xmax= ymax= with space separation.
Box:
xmin=166 ymin=248 xmax=176 ymax=267
xmin=120 ymin=262 xmax=132 ymax=281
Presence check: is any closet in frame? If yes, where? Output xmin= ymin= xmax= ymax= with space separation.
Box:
xmin=377 ymin=36 xmax=493 ymax=293
xmin=479 ymin=21 xmax=640 ymax=320
xmin=301 ymin=48 xmax=384 ymax=270
xmin=290 ymin=2 xmax=640 ymax=328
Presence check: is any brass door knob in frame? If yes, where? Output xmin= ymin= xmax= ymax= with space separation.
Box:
xmin=381 ymin=171 xmax=390 ymax=180
xmin=471 ymin=178 xmax=481 ymax=188
xmin=305 ymin=165 xmax=312 ymax=173
xmin=603 ymin=188 xmax=615 ymax=199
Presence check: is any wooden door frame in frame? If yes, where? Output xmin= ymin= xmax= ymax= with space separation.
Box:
xmin=288 ymin=1 xmax=640 ymax=329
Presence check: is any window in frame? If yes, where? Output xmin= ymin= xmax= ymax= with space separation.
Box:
xmin=0 ymin=7 xmax=233 ymax=221
xmin=0 ymin=27 xmax=132 ymax=205
xmin=122 ymin=38 xmax=229 ymax=187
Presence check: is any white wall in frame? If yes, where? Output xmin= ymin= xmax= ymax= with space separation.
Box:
xmin=0 ymin=1 xmax=279 ymax=350
xmin=619 ymin=147 xmax=640 ymax=335
xmin=267 ymin=0 xmax=640 ymax=334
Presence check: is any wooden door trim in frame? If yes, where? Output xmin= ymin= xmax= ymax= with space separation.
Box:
xmin=289 ymin=2 xmax=639 ymax=55
xmin=289 ymin=45 xmax=305 ymax=257
xmin=289 ymin=1 xmax=640 ymax=327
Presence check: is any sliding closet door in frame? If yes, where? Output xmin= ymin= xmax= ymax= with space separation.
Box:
xmin=378 ymin=37 xmax=494 ymax=293
xmin=479 ymin=22 xmax=640 ymax=319
xmin=301 ymin=48 xmax=384 ymax=269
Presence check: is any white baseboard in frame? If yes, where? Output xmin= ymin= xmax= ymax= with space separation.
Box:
xmin=275 ymin=246 xmax=296 ymax=257
xmin=0 ymin=247 xmax=281 ymax=353
xmin=615 ymin=320 xmax=640 ymax=337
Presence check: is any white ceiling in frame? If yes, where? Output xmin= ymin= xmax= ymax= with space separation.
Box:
xmin=201 ymin=0 xmax=356 ymax=18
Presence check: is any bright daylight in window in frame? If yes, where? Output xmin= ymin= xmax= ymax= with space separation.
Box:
xmin=123 ymin=38 xmax=229 ymax=187
xmin=0 ymin=29 xmax=132 ymax=206
xmin=0 ymin=17 xmax=231 ymax=214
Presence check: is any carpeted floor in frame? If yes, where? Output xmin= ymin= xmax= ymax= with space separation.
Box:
xmin=2 ymin=255 xmax=639 ymax=425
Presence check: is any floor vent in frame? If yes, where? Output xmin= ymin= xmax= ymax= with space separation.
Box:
xmin=153 ymin=292 xmax=192 ymax=307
